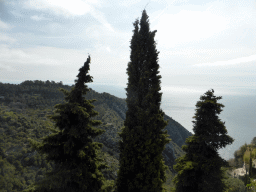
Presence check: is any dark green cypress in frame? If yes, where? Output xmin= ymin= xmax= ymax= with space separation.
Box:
xmin=249 ymin=150 xmax=252 ymax=177
xmin=116 ymin=10 xmax=171 ymax=192
xmin=173 ymin=89 xmax=234 ymax=192
xmin=23 ymin=56 xmax=111 ymax=192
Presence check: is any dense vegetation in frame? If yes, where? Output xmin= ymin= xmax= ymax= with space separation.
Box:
xmin=227 ymin=137 xmax=256 ymax=191
xmin=0 ymin=78 xmax=189 ymax=191
xmin=228 ymin=138 xmax=256 ymax=168
xmin=0 ymin=81 xmax=253 ymax=191
xmin=0 ymin=80 xmax=120 ymax=191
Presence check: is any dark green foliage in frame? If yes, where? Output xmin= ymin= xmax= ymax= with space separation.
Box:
xmin=23 ymin=56 xmax=111 ymax=192
xmin=0 ymin=79 xmax=188 ymax=191
xmin=230 ymin=143 xmax=248 ymax=168
xmin=251 ymin=137 xmax=256 ymax=146
xmin=249 ymin=151 xmax=252 ymax=177
xmin=116 ymin=10 xmax=171 ymax=192
xmin=173 ymin=89 xmax=234 ymax=192
xmin=244 ymin=173 xmax=249 ymax=186
xmin=0 ymin=105 xmax=56 ymax=192
xmin=0 ymin=80 xmax=72 ymax=110
xmin=228 ymin=139 xmax=256 ymax=168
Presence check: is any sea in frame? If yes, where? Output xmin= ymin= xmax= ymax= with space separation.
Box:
xmin=88 ymin=83 xmax=256 ymax=160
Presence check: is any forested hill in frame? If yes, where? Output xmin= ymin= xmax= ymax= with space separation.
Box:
xmin=0 ymin=80 xmax=191 ymax=191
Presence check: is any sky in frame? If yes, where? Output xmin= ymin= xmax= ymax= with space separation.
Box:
xmin=0 ymin=0 xmax=256 ymax=95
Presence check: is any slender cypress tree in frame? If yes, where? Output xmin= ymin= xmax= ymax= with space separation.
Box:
xmin=23 ymin=56 xmax=112 ymax=192
xmin=116 ymin=10 xmax=171 ymax=192
xmin=249 ymin=150 xmax=252 ymax=177
xmin=173 ymin=89 xmax=234 ymax=192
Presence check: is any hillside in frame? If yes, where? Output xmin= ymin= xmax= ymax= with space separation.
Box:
xmin=0 ymin=80 xmax=192 ymax=191
xmin=84 ymin=89 xmax=192 ymax=168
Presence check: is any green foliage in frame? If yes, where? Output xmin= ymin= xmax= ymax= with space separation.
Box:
xmin=23 ymin=56 xmax=112 ymax=192
xmin=0 ymin=105 xmax=55 ymax=191
xmin=223 ymin=168 xmax=246 ymax=192
xmin=229 ymin=141 xmax=256 ymax=168
xmin=243 ymin=148 xmax=256 ymax=165
xmin=0 ymin=80 xmax=135 ymax=191
xmin=249 ymin=155 xmax=253 ymax=177
xmin=0 ymin=80 xmax=72 ymax=110
xmin=251 ymin=137 xmax=256 ymax=146
xmin=173 ymin=89 xmax=234 ymax=192
xmin=0 ymin=75 xmax=190 ymax=191
xmin=116 ymin=10 xmax=171 ymax=192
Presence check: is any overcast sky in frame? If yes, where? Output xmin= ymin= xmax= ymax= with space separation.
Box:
xmin=0 ymin=0 xmax=256 ymax=96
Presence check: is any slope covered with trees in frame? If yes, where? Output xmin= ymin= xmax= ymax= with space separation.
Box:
xmin=0 ymin=84 xmax=249 ymax=192
xmin=0 ymin=79 xmax=190 ymax=191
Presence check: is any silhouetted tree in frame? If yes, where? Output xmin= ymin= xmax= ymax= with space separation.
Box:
xmin=116 ymin=10 xmax=170 ymax=192
xmin=173 ymin=89 xmax=234 ymax=192
xmin=23 ymin=56 xmax=112 ymax=192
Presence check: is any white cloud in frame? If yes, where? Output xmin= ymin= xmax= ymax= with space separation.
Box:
xmin=0 ymin=20 xmax=12 ymax=30
xmin=0 ymin=44 xmax=129 ymax=85
xmin=89 ymin=9 xmax=115 ymax=32
xmin=161 ymin=48 xmax=242 ymax=58
xmin=31 ymin=14 xmax=50 ymax=21
xmin=10 ymin=10 xmax=24 ymax=19
xmin=83 ymin=23 xmax=129 ymax=52
xmin=25 ymin=0 xmax=91 ymax=16
xmin=0 ymin=45 xmax=86 ymax=67
xmin=86 ymin=0 xmax=100 ymax=4
xmin=0 ymin=44 xmax=125 ymax=71
xmin=155 ymin=10 xmax=228 ymax=48
xmin=0 ymin=33 xmax=16 ymax=43
xmin=159 ymin=47 xmax=256 ymax=66
xmin=119 ymin=0 xmax=142 ymax=7
xmin=24 ymin=0 xmax=114 ymax=32
xmin=193 ymin=54 xmax=256 ymax=67
xmin=106 ymin=47 xmax=111 ymax=52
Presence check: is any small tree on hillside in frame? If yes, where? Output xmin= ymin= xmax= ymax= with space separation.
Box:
xmin=173 ymin=89 xmax=234 ymax=192
xmin=115 ymin=10 xmax=171 ymax=192
xmin=23 ymin=56 xmax=112 ymax=192
xmin=251 ymin=137 xmax=256 ymax=146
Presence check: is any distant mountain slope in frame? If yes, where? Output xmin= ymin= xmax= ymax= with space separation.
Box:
xmin=84 ymin=89 xmax=192 ymax=170
xmin=0 ymin=80 xmax=192 ymax=191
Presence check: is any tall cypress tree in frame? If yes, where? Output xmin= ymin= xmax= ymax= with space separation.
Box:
xmin=249 ymin=150 xmax=252 ymax=177
xmin=173 ymin=89 xmax=234 ymax=192
xmin=23 ymin=56 xmax=112 ymax=192
xmin=116 ymin=10 xmax=171 ymax=192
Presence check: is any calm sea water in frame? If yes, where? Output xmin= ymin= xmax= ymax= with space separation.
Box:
xmin=88 ymin=83 xmax=256 ymax=160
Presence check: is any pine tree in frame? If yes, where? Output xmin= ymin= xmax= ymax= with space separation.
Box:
xmin=115 ymin=10 xmax=171 ymax=192
xmin=23 ymin=56 xmax=112 ymax=192
xmin=173 ymin=89 xmax=234 ymax=192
